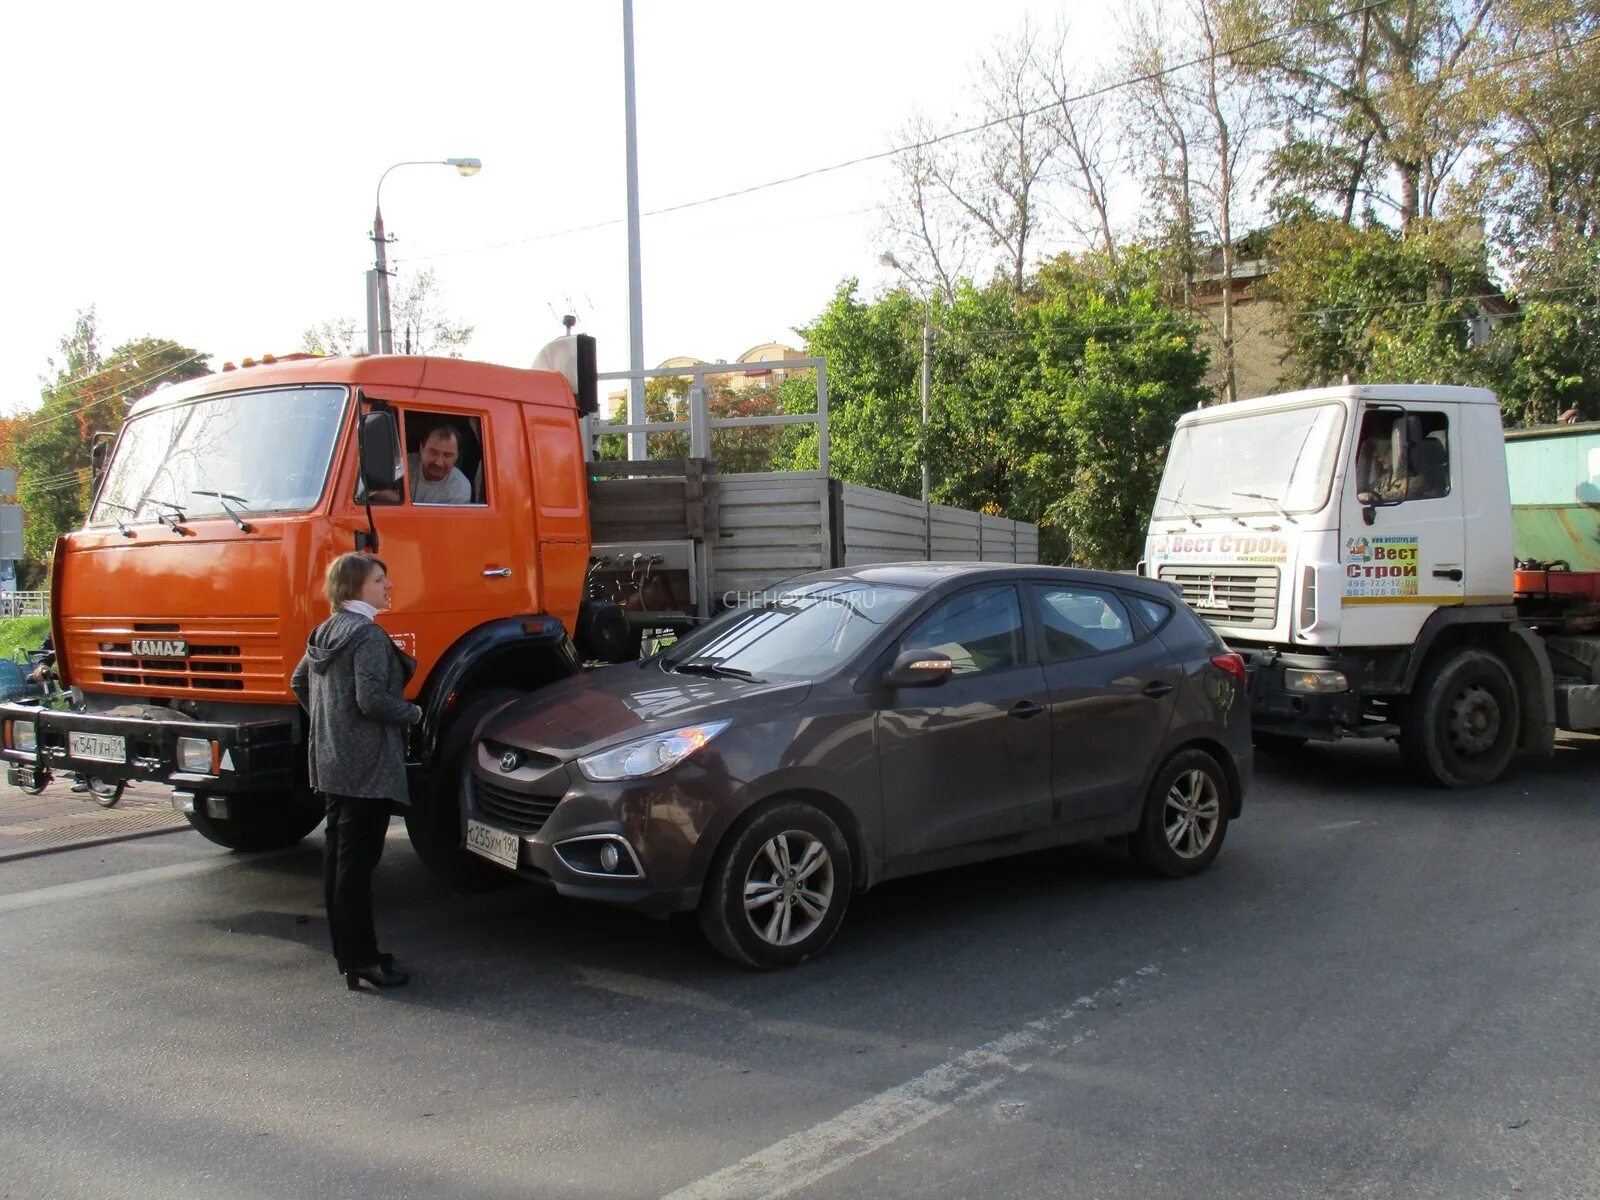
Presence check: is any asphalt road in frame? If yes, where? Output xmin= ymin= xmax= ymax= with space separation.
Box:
xmin=2 ymin=736 xmax=1598 ymax=1200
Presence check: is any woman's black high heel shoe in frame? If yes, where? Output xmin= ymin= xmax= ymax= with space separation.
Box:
xmin=345 ymin=962 xmax=409 ymax=990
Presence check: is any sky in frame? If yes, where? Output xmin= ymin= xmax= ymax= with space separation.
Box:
xmin=1 ymin=0 xmax=1123 ymax=409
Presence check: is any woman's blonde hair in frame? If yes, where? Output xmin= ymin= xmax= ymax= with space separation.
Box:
xmin=325 ymin=552 xmax=385 ymax=609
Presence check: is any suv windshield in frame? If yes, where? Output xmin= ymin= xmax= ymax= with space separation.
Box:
xmin=1154 ymin=403 xmax=1346 ymax=520
xmin=664 ymin=580 xmax=922 ymax=683
xmin=90 ymin=386 xmax=347 ymax=526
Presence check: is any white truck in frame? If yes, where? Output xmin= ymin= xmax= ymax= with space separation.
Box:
xmin=1141 ymin=383 xmax=1600 ymax=787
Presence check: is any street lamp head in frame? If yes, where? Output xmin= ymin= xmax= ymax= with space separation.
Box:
xmin=447 ymin=157 xmax=483 ymax=177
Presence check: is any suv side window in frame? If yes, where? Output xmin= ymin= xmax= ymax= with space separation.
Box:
xmin=1126 ymin=594 xmax=1173 ymax=633
xmin=1355 ymin=410 xmax=1449 ymax=504
xmin=900 ymin=586 xmax=1025 ymax=677
xmin=1031 ymin=585 xmax=1135 ymax=662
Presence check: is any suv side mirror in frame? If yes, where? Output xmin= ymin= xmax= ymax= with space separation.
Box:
xmin=359 ymin=410 xmax=402 ymax=494
xmin=884 ymin=649 xmax=954 ymax=689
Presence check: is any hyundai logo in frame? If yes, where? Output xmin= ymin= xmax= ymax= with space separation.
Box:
xmin=499 ymin=750 xmax=522 ymax=773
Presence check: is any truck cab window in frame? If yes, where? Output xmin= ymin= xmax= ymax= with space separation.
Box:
xmin=358 ymin=412 xmax=487 ymax=506
xmin=1355 ymin=411 xmax=1449 ymax=505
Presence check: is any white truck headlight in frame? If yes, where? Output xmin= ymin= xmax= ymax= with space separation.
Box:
xmin=1284 ymin=668 xmax=1349 ymax=694
xmin=12 ymin=720 xmax=36 ymax=752
xmin=577 ymin=720 xmax=730 ymax=782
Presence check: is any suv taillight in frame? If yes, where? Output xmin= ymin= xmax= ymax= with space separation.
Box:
xmin=1211 ymin=652 xmax=1247 ymax=683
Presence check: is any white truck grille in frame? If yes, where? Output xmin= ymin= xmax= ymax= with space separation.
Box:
xmin=1158 ymin=565 xmax=1280 ymax=629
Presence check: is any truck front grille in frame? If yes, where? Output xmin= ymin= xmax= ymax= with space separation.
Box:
xmin=1158 ymin=565 xmax=1280 ymax=629
xmin=65 ymin=617 xmax=284 ymax=698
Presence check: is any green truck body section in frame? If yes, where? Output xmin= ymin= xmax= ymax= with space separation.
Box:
xmin=1505 ymin=424 xmax=1600 ymax=571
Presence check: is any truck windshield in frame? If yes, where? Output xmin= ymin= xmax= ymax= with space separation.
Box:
xmin=1153 ymin=402 xmax=1346 ymax=520
xmin=89 ymin=386 xmax=347 ymax=527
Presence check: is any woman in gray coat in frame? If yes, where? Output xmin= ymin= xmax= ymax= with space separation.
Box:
xmin=290 ymin=553 xmax=421 ymax=991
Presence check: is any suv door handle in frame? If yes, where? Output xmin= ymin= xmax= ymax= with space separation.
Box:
xmin=1432 ymin=568 xmax=1463 ymax=581
xmin=482 ymin=567 xmax=513 ymax=578
xmin=1009 ymin=700 xmax=1047 ymax=719
xmin=1141 ymin=680 xmax=1174 ymax=699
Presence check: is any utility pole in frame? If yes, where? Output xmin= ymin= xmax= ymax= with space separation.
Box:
xmin=372 ymin=207 xmax=394 ymax=354
xmin=920 ymin=301 xmax=932 ymax=504
xmin=622 ymin=0 xmax=648 ymax=461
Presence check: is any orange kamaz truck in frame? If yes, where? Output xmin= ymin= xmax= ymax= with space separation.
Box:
xmin=1 ymin=338 xmax=1038 ymax=881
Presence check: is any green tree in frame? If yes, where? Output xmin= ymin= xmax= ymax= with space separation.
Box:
xmin=1013 ymin=251 xmax=1212 ymax=566
xmin=1244 ymin=0 xmax=1502 ymax=230
xmin=1265 ymin=216 xmax=1501 ymax=388
xmin=16 ymin=310 xmax=209 ymax=575
xmin=798 ymin=251 xmax=1210 ymax=567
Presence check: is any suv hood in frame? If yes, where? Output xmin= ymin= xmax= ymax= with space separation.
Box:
xmin=482 ymin=660 xmax=813 ymax=758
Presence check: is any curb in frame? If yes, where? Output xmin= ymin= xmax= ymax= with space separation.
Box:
xmin=0 ymin=821 xmax=192 ymax=864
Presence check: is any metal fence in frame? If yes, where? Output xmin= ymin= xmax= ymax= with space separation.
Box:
xmin=0 ymin=591 xmax=48 ymax=618
xmin=587 ymin=358 xmax=830 ymax=474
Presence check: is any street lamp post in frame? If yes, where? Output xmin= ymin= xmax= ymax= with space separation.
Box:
xmin=880 ymin=252 xmax=932 ymax=504
xmin=369 ymin=157 xmax=482 ymax=354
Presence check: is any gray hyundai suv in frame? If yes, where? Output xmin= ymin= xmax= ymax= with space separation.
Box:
xmin=465 ymin=563 xmax=1251 ymax=967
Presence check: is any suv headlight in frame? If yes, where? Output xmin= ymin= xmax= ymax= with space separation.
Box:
xmin=577 ymin=720 xmax=730 ymax=782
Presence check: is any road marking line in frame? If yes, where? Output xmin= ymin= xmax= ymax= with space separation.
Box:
xmin=660 ymin=964 xmax=1158 ymax=1200
xmin=0 ymin=851 xmax=290 ymax=915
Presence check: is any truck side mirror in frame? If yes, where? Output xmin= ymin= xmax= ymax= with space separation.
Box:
xmin=1399 ymin=415 xmax=1424 ymax=480
xmin=359 ymin=410 xmax=402 ymax=493
xmin=90 ymin=432 xmax=114 ymax=493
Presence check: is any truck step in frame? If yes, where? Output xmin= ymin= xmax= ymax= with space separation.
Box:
xmin=1554 ymin=681 xmax=1600 ymax=732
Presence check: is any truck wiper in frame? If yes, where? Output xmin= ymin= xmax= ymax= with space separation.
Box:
xmin=191 ymin=490 xmax=255 ymax=533
xmin=98 ymin=501 xmax=137 ymax=538
xmin=1232 ymin=490 xmax=1296 ymax=524
xmin=1156 ymin=494 xmax=1230 ymax=528
xmin=141 ymin=497 xmax=194 ymax=536
xmin=664 ymin=658 xmax=759 ymax=681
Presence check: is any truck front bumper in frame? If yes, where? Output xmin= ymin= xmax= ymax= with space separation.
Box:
xmin=1237 ymin=648 xmax=1371 ymax=741
xmin=0 ymin=703 xmax=298 ymax=795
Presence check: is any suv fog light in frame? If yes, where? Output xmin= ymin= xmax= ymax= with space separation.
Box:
xmin=1284 ymin=668 xmax=1349 ymax=694
xmin=553 ymin=835 xmax=642 ymax=878
xmin=13 ymin=720 xmax=37 ymax=753
xmin=176 ymin=737 xmax=213 ymax=772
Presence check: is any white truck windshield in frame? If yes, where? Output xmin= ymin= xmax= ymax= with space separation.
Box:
xmin=89 ymin=386 xmax=347 ymax=527
xmin=1154 ymin=402 xmax=1346 ymax=521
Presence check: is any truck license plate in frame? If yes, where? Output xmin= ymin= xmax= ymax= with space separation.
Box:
xmin=465 ymin=819 xmax=520 ymax=870
xmin=69 ymin=732 xmax=126 ymax=764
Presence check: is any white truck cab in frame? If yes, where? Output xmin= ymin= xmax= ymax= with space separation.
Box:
xmin=1142 ymin=384 xmax=1599 ymax=788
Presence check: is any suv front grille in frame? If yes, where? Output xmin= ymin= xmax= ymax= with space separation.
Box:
xmin=472 ymin=775 xmax=560 ymax=836
xmin=1158 ymin=565 xmax=1280 ymax=629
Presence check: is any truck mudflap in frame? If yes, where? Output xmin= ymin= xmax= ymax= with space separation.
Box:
xmin=0 ymin=702 xmax=298 ymax=795
xmin=1236 ymin=647 xmax=1376 ymax=741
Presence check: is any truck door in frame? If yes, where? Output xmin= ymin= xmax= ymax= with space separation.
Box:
xmin=1339 ymin=405 xmax=1465 ymax=644
xmin=355 ymin=405 xmax=530 ymax=671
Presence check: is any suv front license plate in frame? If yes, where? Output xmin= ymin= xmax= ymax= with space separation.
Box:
xmin=69 ymin=732 xmax=126 ymax=764
xmin=465 ymin=819 xmax=520 ymax=870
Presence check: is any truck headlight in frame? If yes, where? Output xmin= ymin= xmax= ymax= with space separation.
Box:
xmin=577 ymin=720 xmax=730 ymax=782
xmin=12 ymin=720 xmax=36 ymax=752
xmin=176 ymin=737 xmax=214 ymax=772
xmin=1284 ymin=669 xmax=1348 ymax=694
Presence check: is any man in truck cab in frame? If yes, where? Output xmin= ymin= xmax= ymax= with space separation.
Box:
xmin=369 ymin=421 xmax=475 ymax=505
xmin=408 ymin=423 xmax=473 ymax=504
